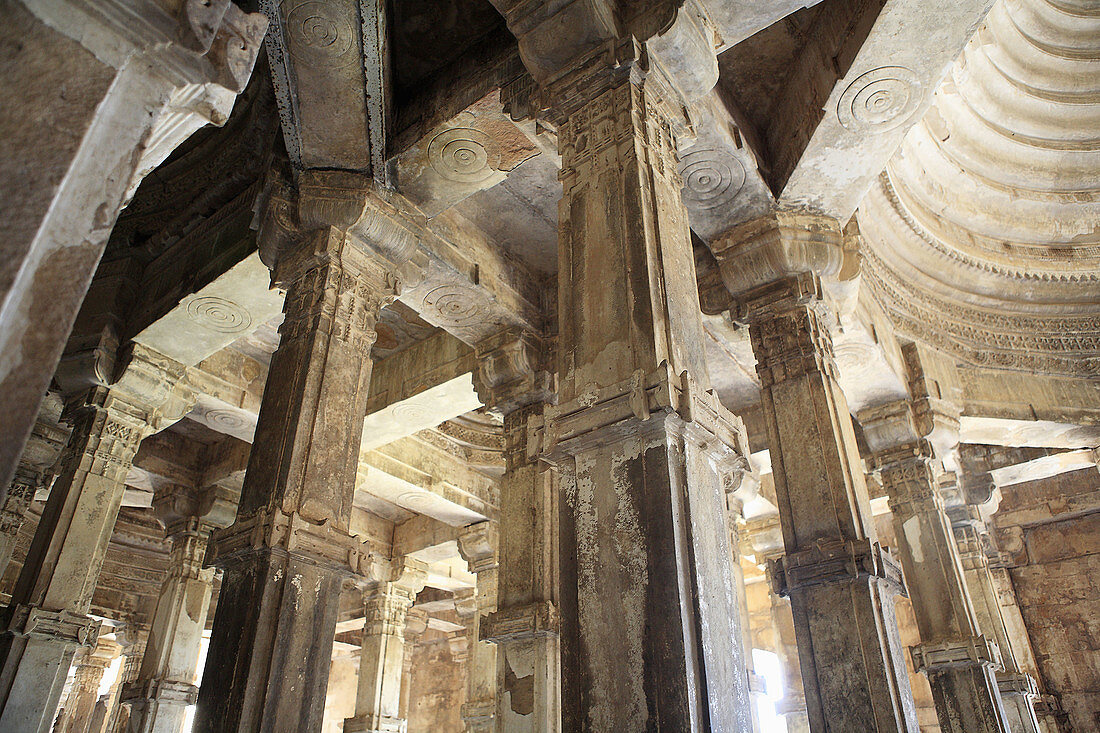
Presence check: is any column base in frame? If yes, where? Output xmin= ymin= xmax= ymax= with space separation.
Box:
xmin=343 ymin=713 xmax=407 ymax=733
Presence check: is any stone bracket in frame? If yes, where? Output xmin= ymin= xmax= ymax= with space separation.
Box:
xmin=996 ymin=671 xmax=1039 ymax=699
xmin=121 ymin=678 xmax=199 ymax=706
xmin=483 ymin=601 xmax=559 ymax=644
xmin=5 ymin=605 xmax=100 ymax=648
xmin=532 ymin=363 xmax=749 ymax=464
xmin=910 ymin=635 xmax=1000 ymax=674
xmin=212 ymin=508 xmax=360 ymax=576
xmin=769 ymin=539 xmax=906 ymax=598
xmin=343 ymin=712 xmax=406 ymax=733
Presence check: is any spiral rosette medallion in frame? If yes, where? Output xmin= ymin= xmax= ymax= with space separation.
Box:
xmin=285 ymin=1 xmax=356 ymax=65
xmin=837 ymin=66 xmax=923 ymax=133
xmin=203 ymin=408 xmax=248 ymax=432
xmin=427 ymin=128 xmax=500 ymax=184
xmin=186 ymin=296 xmax=252 ymax=334
xmin=679 ymin=149 xmax=747 ymax=210
xmin=391 ymin=403 xmax=436 ymax=426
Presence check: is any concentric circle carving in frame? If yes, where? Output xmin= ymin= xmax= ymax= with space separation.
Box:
xmin=837 ymin=66 xmax=923 ymax=133
xmin=285 ymin=1 xmax=355 ymax=65
xmin=679 ymin=149 xmax=746 ymax=210
xmin=203 ymin=408 xmax=248 ymax=432
xmin=391 ymin=403 xmax=436 ymax=426
xmin=422 ymin=285 xmax=484 ymax=326
xmin=396 ymin=490 xmax=436 ymax=512
xmin=427 ymin=128 xmax=499 ymax=184
xmin=186 ymin=296 xmax=252 ymax=334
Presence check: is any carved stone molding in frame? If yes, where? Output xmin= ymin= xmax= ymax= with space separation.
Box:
xmin=769 ymin=538 xmax=906 ymax=598
xmin=910 ymin=635 xmax=1000 ymax=674
xmin=473 ymin=329 xmax=554 ymax=416
xmin=482 ymin=600 xmax=559 ymax=644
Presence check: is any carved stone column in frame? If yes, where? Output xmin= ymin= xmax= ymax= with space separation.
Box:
xmin=0 ymin=470 xmax=45 ymax=579
xmin=950 ymin=504 xmax=1042 ymax=733
xmin=344 ymin=565 xmax=427 ymax=733
xmin=474 ymin=330 xmax=559 ymax=733
xmin=121 ymin=483 xmax=237 ymax=733
xmin=0 ymin=0 xmax=266 ymax=498
xmin=107 ymin=629 xmax=147 ymax=733
xmin=0 ymin=346 xmax=190 ymax=732
xmin=196 ymin=174 xmax=412 ymax=732
xmin=55 ymin=636 xmax=120 ymax=733
xmin=457 ymin=523 xmax=499 ymax=733
xmin=713 ymin=212 xmax=917 ymax=733
xmin=524 ymin=41 xmax=754 ymax=731
xmin=727 ymin=501 xmax=765 ymax=733
xmin=861 ymin=400 xmax=1009 ymax=733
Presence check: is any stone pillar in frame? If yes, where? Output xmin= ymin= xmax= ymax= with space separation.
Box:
xmin=861 ymin=400 xmax=1009 ymax=733
xmin=122 ymin=483 xmax=236 ymax=733
xmin=0 ymin=347 xmax=190 ymax=731
xmin=0 ymin=0 xmax=265 ymax=496
xmin=107 ymin=630 xmax=147 ymax=733
xmin=712 ymin=213 xmax=918 ymax=732
xmin=951 ymin=504 xmax=1042 ymax=733
xmin=55 ymin=636 xmax=119 ymax=733
xmin=344 ymin=567 xmax=427 ymax=733
xmin=474 ymin=330 xmax=559 ymax=733
xmin=528 ymin=42 xmax=753 ymax=731
xmin=457 ymin=523 xmax=499 ymax=733
xmin=196 ymin=176 xmax=414 ymax=732
xmin=398 ymin=610 xmax=428 ymax=722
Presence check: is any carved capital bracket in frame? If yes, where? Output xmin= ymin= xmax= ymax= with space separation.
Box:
xmin=530 ymin=364 xmax=749 ymax=469
xmin=212 ymin=508 xmax=364 ymax=577
xmin=473 ymin=329 xmax=554 ymax=417
xmin=457 ymin=522 xmax=499 ymax=576
xmin=910 ymin=635 xmax=1001 ymax=675
xmin=482 ymin=600 xmax=560 ymax=644
xmin=4 ymin=605 xmax=100 ymax=649
xmin=740 ymin=277 xmax=840 ymax=388
xmin=996 ymin=670 xmax=1039 ymax=700
xmin=121 ymin=678 xmax=199 ymax=707
xmin=770 ymin=538 xmax=906 ymax=599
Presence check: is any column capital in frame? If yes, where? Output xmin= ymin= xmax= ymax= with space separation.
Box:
xmin=153 ymin=482 xmax=238 ymax=538
xmin=743 ymin=288 xmax=840 ymax=387
xmin=4 ymin=606 xmax=100 ymax=649
xmin=212 ymin=507 xmax=364 ymax=577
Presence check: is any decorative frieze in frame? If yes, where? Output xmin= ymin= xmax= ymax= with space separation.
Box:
xmin=910 ymin=635 xmax=1001 ymax=674
xmin=770 ymin=538 xmax=906 ymax=598
xmin=482 ymin=601 xmax=560 ymax=645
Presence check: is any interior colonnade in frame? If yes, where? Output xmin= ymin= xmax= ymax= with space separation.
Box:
xmin=1 ymin=0 xmax=1098 ymax=732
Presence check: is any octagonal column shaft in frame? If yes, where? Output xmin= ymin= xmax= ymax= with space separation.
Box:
xmin=0 ymin=347 xmax=188 ymax=732
xmin=739 ymin=277 xmax=917 ymax=733
xmin=344 ymin=573 xmax=425 ymax=733
xmin=195 ymin=219 xmax=402 ymax=732
xmin=866 ymin=434 xmax=1009 ymax=733
xmin=55 ymin=638 xmax=119 ymax=733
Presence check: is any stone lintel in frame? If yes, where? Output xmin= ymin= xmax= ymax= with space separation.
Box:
xmin=910 ymin=635 xmax=1001 ymax=674
xmin=769 ymin=538 xmax=905 ymax=598
xmin=482 ymin=601 xmax=559 ymax=644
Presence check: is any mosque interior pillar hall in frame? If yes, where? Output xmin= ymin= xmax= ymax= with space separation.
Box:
xmin=1 ymin=0 xmax=1098 ymax=730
